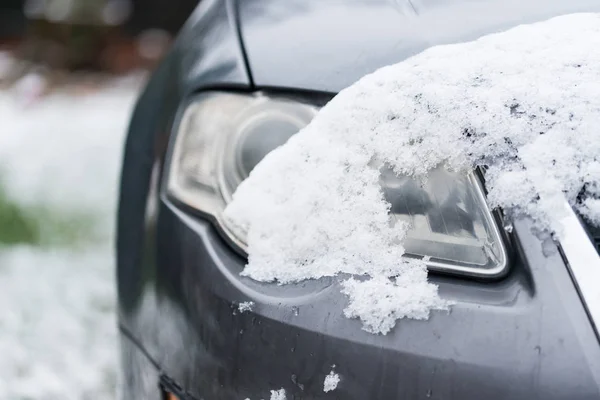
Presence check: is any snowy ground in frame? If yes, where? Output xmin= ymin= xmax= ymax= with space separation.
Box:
xmin=0 ymin=73 xmax=143 ymax=399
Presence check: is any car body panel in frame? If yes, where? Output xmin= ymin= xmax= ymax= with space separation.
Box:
xmin=117 ymin=0 xmax=250 ymax=335
xmin=117 ymin=0 xmax=600 ymax=399
xmin=122 ymin=197 xmax=600 ymax=399
xmin=177 ymin=0 xmax=251 ymax=92
xmin=238 ymin=0 xmax=600 ymax=92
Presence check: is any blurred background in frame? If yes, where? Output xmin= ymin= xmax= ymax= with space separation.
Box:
xmin=0 ymin=1 xmax=197 ymax=398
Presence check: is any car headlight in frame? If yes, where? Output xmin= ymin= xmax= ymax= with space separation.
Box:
xmin=166 ymin=91 xmax=508 ymax=278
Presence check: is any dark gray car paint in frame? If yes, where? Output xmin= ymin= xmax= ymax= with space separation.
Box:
xmin=117 ymin=0 xmax=600 ymax=398
xmin=117 ymin=0 xmax=249 ymax=321
xmin=239 ymin=0 xmax=600 ymax=93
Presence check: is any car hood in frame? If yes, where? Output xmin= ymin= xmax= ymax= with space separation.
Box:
xmin=238 ymin=0 xmax=600 ymax=93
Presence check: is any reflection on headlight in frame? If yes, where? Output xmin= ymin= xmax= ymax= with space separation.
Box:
xmin=381 ymin=165 xmax=503 ymax=268
xmin=166 ymin=91 xmax=507 ymax=278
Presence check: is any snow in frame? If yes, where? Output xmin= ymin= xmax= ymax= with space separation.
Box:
xmin=225 ymin=13 xmax=600 ymax=334
xmin=0 ymin=246 xmax=117 ymax=399
xmin=0 ymin=75 xmax=141 ymax=217
xmin=12 ymin=72 xmax=48 ymax=105
xmin=244 ymin=388 xmax=287 ymax=400
xmin=0 ymin=75 xmax=141 ymax=399
xmin=269 ymin=388 xmax=286 ymax=400
xmin=341 ymin=273 xmax=447 ymax=335
xmin=323 ymin=370 xmax=340 ymax=392
xmin=238 ymin=301 xmax=254 ymax=313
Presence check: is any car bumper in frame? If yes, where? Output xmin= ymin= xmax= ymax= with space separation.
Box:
xmin=118 ymin=197 xmax=600 ymax=400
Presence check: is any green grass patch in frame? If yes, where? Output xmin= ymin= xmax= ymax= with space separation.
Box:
xmin=0 ymin=186 xmax=40 ymax=245
xmin=0 ymin=184 xmax=100 ymax=248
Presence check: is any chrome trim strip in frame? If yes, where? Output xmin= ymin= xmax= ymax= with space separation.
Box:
xmin=558 ymin=200 xmax=600 ymax=338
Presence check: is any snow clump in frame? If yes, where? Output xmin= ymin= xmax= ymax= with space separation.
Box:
xmin=269 ymin=388 xmax=286 ymax=400
xmin=323 ymin=369 xmax=340 ymax=392
xmin=238 ymin=301 xmax=254 ymax=313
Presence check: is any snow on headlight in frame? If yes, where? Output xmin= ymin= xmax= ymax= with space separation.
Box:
xmin=224 ymin=13 xmax=600 ymax=334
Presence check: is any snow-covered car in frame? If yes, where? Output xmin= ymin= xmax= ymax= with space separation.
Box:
xmin=116 ymin=1 xmax=600 ymax=399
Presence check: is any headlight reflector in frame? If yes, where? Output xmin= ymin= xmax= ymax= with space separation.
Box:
xmin=380 ymin=165 xmax=506 ymax=274
xmin=166 ymin=92 xmax=507 ymax=277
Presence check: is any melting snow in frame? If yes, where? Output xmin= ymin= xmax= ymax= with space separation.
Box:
xmin=225 ymin=13 xmax=600 ymax=334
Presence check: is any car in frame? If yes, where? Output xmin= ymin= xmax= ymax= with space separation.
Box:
xmin=116 ymin=1 xmax=600 ymax=399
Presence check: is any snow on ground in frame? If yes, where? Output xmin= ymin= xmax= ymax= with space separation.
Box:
xmin=0 ymin=75 xmax=141 ymax=217
xmin=0 ymin=74 xmax=141 ymax=399
xmin=225 ymin=13 xmax=600 ymax=334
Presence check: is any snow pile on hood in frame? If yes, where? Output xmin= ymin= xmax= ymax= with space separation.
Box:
xmin=225 ymin=13 xmax=600 ymax=334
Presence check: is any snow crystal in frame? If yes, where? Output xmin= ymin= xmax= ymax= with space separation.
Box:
xmin=238 ymin=301 xmax=255 ymax=313
xmin=269 ymin=388 xmax=286 ymax=400
xmin=323 ymin=370 xmax=340 ymax=392
xmin=224 ymin=13 xmax=600 ymax=333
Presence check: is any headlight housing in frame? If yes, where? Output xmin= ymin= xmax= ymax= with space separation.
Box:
xmin=166 ymin=91 xmax=508 ymax=278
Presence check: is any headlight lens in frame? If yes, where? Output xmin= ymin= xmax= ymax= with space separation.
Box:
xmin=166 ymin=91 xmax=508 ymax=277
